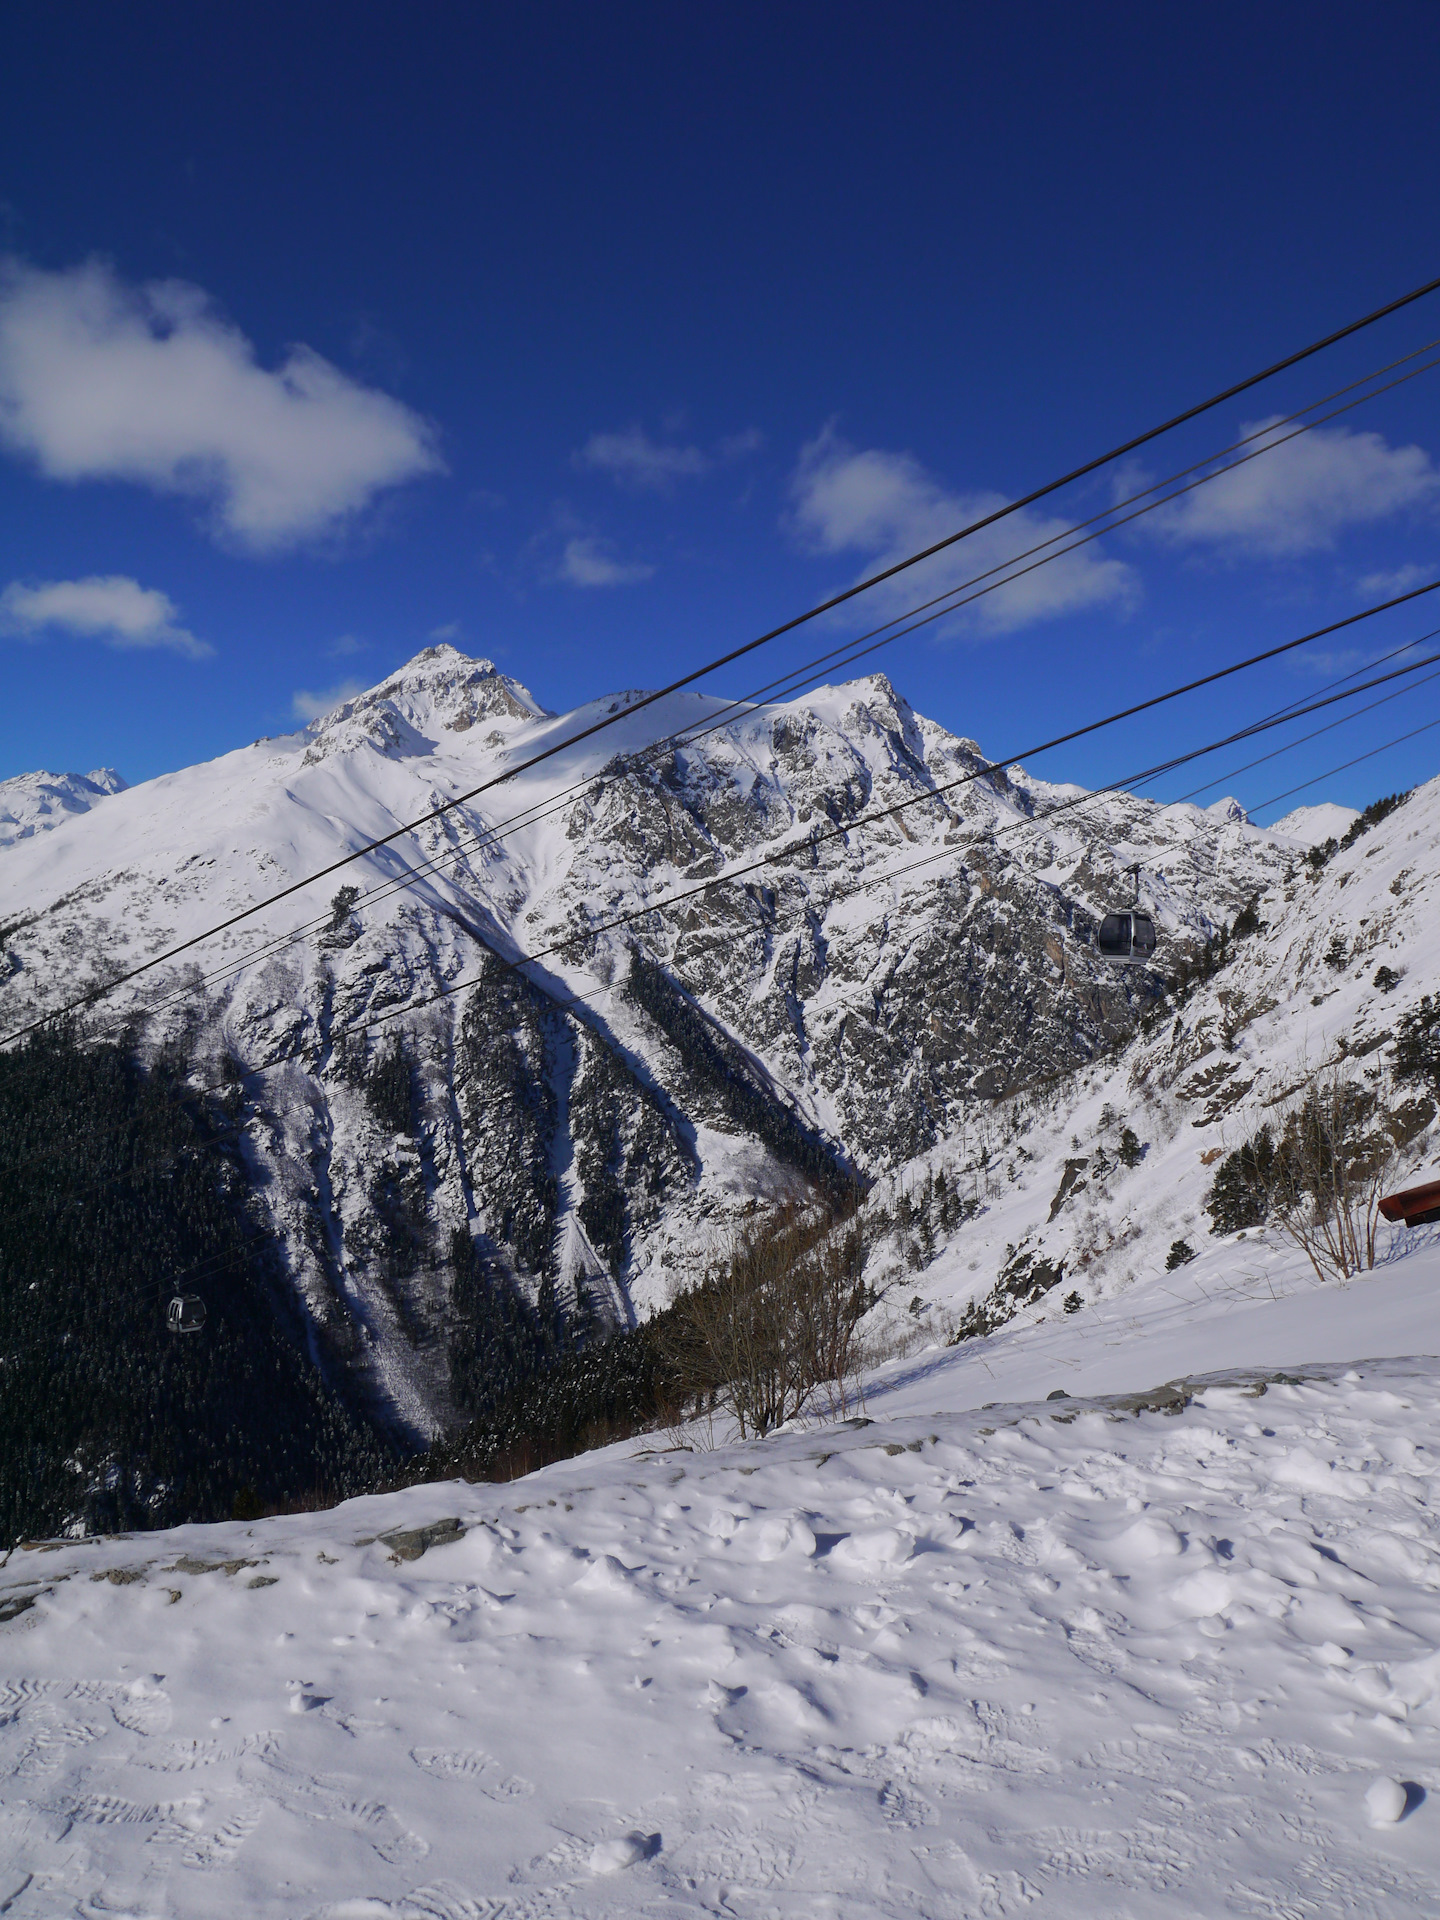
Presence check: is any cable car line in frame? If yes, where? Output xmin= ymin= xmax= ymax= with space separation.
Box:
xmin=42 ymin=647 xmax=1440 ymax=1187
xmin=734 ymin=341 xmax=1440 ymax=688
xmin=804 ymin=672 xmax=1440 ymax=917
xmin=346 ymin=662 xmax=1440 ymax=1051
xmin=5 ymin=584 xmax=1439 ymax=1203
xmin=10 ymin=287 xmax=1440 ymax=1336
xmin=9 ymin=277 xmax=1440 ymax=1045
xmin=23 ymin=325 xmax=1440 ymax=1045
xmin=1165 ymin=662 xmax=1440 ymax=807
xmin=1246 ymin=715 xmax=1440 ymax=818
xmin=8 ymin=570 xmax=1440 ymax=1118
xmin=1163 ymin=627 xmax=1440 ymax=802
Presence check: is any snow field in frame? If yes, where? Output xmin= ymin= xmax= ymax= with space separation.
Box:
xmin=5 ymin=1352 xmax=1440 ymax=1914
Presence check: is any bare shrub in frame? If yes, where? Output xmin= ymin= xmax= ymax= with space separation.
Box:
xmin=1270 ymin=1073 xmax=1399 ymax=1282
xmin=661 ymin=1199 xmax=872 ymax=1437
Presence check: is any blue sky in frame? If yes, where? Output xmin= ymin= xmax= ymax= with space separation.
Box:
xmin=3 ymin=2 xmax=1440 ymax=823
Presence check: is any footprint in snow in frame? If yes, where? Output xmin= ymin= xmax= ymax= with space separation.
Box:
xmin=589 ymin=1830 xmax=660 ymax=1874
xmin=303 ymin=1876 xmax=502 ymax=1918
xmin=410 ymin=1747 xmax=535 ymax=1799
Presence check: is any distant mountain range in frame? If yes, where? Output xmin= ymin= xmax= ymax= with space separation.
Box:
xmin=0 ymin=764 xmax=127 ymax=848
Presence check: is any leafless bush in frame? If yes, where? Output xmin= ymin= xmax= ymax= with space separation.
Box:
xmin=661 ymin=1199 xmax=872 ymax=1437
xmin=1270 ymin=1072 xmax=1399 ymax=1282
xmin=856 ymin=1304 xmax=961 ymax=1369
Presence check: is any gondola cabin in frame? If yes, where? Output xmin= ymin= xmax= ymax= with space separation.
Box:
xmin=167 ymin=1294 xmax=207 ymax=1334
xmin=1096 ymin=910 xmax=1157 ymax=966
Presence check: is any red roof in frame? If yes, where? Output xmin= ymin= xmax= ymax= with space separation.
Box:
xmin=1379 ymin=1178 xmax=1440 ymax=1226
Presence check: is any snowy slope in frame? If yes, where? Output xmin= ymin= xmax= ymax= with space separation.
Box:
xmin=0 ymin=646 xmax=1303 ymax=1437
xmin=4 ymin=1253 xmax=1440 ymax=1916
xmin=1269 ymin=800 xmax=1362 ymax=846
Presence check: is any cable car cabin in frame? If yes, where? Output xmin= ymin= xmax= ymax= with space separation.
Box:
xmin=1095 ymin=910 xmax=1157 ymax=966
xmin=167 ymin=1294 xmax=206 ymax=1334
xmin=1379 ymin=1178 xmax=1440 ymax=1230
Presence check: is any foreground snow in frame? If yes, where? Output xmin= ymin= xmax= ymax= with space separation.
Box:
xmin=5 ymin=1251 xmax=1440 ymax=1915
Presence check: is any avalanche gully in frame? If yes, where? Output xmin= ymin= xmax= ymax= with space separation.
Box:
xmin=3 ymin=646 xmax=1440 ymax=1914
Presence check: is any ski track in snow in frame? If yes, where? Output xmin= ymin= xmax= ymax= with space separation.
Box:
xmin=5 ymin=1336 xmax=1440 ymax=1914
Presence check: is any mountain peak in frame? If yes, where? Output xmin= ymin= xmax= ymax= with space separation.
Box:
xmin=302 ymin=645 xmax=552 ymax=762
xmin=366 ymin=644 xmax=552 ymax=723
xmin=1204 ymin=795 xmax=1249 ymax=826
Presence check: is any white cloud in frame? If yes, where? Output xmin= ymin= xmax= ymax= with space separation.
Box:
xmin=426 ymin=621 xmax=461 ymax=642
xmin=291 ymin=677 xmax=366 ymax=721
xmin=0 ymin=257 xmax=443 ymax=550
xmin=573 ymin=424 xmax=710 ymax=491
xmin=0 ymin=574 xmax=212 ymax=657
xmin=527 ymin=504 xmax=654 ymax=588
xmin=1357 ymin=562 xmax=1437 ymax=599
xmin=1140 ymin=418 xmax=1440 ymax=558
xmin=788 ymin=426 xmax=1136 ymax=634
xmin=327 ymin=633 xmax=368 ymax=657
xmin=557 ymin=534 xmax=655 ymax=587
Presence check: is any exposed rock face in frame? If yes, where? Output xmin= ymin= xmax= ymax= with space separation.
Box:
xmin=0 ymin=648 xmax=1298 ymax=1437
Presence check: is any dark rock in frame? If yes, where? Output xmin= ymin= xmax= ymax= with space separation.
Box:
xmin=380 ymin=1517 xmax=466 ymax=1562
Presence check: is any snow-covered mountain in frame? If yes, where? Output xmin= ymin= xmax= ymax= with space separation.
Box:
xmin=1268 ymin=798 xmax=1362 ymax=846
xmin=0 ymin=765 xmax=126 ymax=848
xmin=0 ymin=644 xmax=1416 ymax=1439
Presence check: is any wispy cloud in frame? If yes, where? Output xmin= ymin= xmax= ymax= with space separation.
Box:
xmin=574 ymin=425 xmax=710 ymax=491
xmin=0 ymin=257 xmax=444 ymax=550
xmin=524 ymin=504 xmax=655 ymax=589
xmin=1136 ymin=418 xmax=1439 ymax=558
xmin=327 ymin=633 xmax=368 ymax=657
xmin=1357 ymin=561 xmax=1437 ymax=599
xmin=557 ymin=533 xmax=654 ymax=587
xmin=1290 ymin=633 xmax=1437 ymax=678
xmin=427 ymin=621 xmax=461 ymax=642
xmin=788 ymin=426 xmax=1136 ymax=634
xmin=0 ymin=574 xmax=212 ymax=657
xmin=573 ymin=421 xmax=764 ymax=493
xmin=291 ymin=677 xmax=366 ymax=721
xmin=1287 ymin=647 xmax=1373 ymax=677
